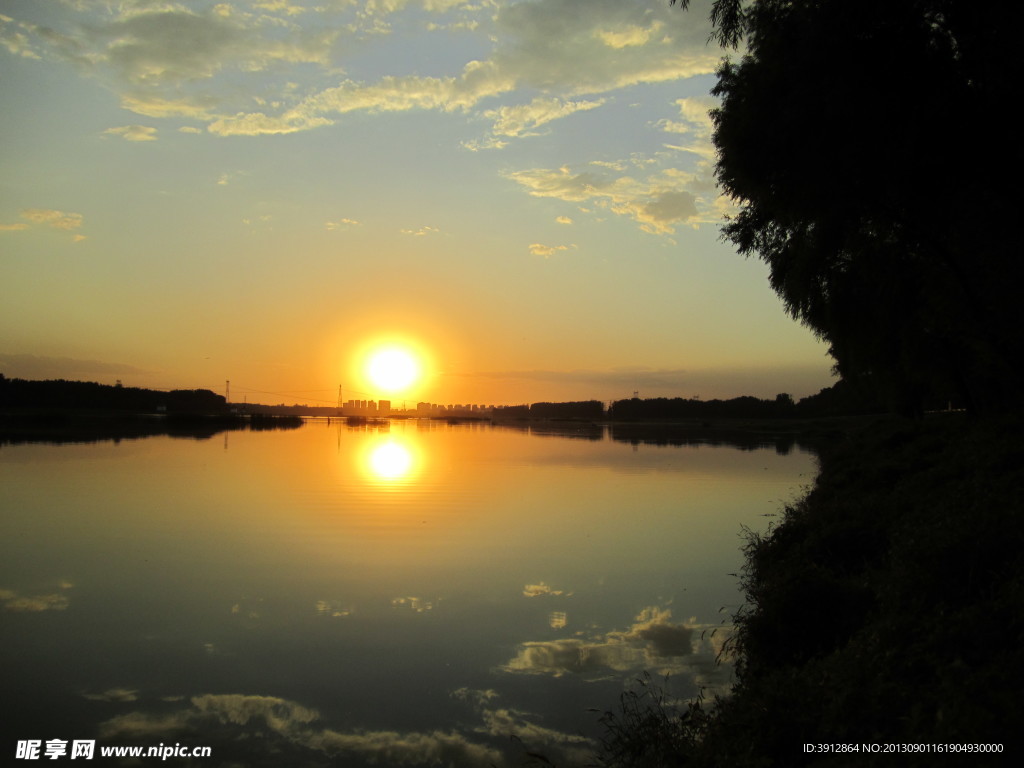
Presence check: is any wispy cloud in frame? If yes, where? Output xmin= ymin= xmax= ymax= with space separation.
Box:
xmin=400 ymin=225 xmax=440 ymax=237
xmin=20 ymin=208 xmax=83 ymax=231
xmin=325 ymin=218 xmax=360 ymax=231
xmin=1 ymin=582 xmax=73 ymax=613
xmin=484 ymin=96 xmax=606 ymax=139
xmin=528 ymin=242 xmax=576 ymax=258
xmin=506 ymin=164 xmax=707 ymax=235
xmin=523 ymin=582 xmax=568 ymax=597
xmin=3 ymin=209 xmax=87 ymax=241
xmin=103 ymin=124 xmax=158 ymax=141
xmin=82 ymin=688 xmax=139 ymax=703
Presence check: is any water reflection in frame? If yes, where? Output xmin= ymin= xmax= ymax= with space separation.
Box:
xmin=368 ymin=440 xmax=414 ymax=480
xmin=502 ymin=605 xmax=733 ymax=695
xmin=93 ymin=690 xmax=586 ymax=768
xmin=0 ymin=419 xmax=817 ymax=768
xmin=0 ymin=413 xmax=302 ymax=446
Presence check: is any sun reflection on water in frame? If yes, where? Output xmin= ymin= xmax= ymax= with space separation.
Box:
xmin=363 ymin=437 xmax=419 ymax=484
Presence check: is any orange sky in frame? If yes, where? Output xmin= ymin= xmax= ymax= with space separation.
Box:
xmin=0 ymin=1 xmax=834 ymax=405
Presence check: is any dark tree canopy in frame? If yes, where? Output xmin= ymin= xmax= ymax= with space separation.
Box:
xmin=677 ymin=0 xmax=1024 ymax=414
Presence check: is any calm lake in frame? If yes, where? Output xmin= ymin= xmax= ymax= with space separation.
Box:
xmin=1 ymin=420 xmax=816 ymax=766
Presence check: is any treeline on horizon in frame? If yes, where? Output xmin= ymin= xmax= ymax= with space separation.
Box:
xmin=0 ymin=373 xmax=226 ymax=414
xmin=491 ymin=379 xmax=883 ymax=420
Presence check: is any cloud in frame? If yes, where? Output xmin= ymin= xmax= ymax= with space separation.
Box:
xmin=103 ymin=124 xmax=158 ymax=141
xmin=19 ymin=208 xmax=83 ymax=231
xmin=7 ymin=2 xmax=340 ymax=121
xmin=0 ymin=13 xmax=43 ymax=59
xmin=523 ymin=582 xmax=566 ymax=597
xmin=2 ymin=592 xmax=70 ymax=612
xmin=13 ymin=0 xmax=718 ymax=136
xmin=391 ymin=596 xmax=435 ymax=612
xmin=400 ymin=225 xmax=440 ymax=237
xmin=99 ymin=692 xmax=507 ymax=767
xmin=82 ymin=688 xmax=139 ymax=703
xmin=634 ymin=190 xmax=699 ymax=230
xmin=308 ymin=727 xmax=501 ymax=766
xmin=506 ymin=165 xmax=705 ymax=234
xmin=502 ymin=605 xmax=731 ymax=692
xmin=594 ymin=20 xmax=665 ymax=49
xmin=0 ymin=222 xmax=30 ymax=232
xmin=555 ymin=216 xmax=573 ymax=225
xmin=503 ymin=637 xmax=638 ymax=677
xmin=484 ymin=96 xmax=606 ymax=139
xmin=314 ymin=598 xmax=352 ymax=617
xmin=1 ymin=582 xmax=73 ymax=613
xmin=450 ymin=687 xmax=499 ymax=708
xmin=528 ymin=242 xmax=575 ymax=257
xmin=656 ymin=97 xmax=717 ymax=163
xmin=479 ymin=707 xmax=593 ymax=764
xmin=207 ymin=110 xmax=333 ymax=136
xmin=94 ymin=7 xmax=337 ymax=87
xmin=325 ymin=218 xmax=360 ymax=231
xmin=621 ymin=606 xmax=694 ymax=658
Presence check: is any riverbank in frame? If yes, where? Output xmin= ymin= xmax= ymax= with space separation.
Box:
xmin=597 ymin=411 xmax=1023 ymax=766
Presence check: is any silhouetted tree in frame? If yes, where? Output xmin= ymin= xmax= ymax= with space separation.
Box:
xmin=675 ymin=0 xmax=1024 ymax=414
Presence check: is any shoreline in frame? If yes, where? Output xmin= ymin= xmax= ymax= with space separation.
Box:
xmin=596 ymin=410 xmax=1024 ymax=766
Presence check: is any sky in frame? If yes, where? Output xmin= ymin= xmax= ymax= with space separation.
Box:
xmin=0 ymin=0 xmax=834 ymax=406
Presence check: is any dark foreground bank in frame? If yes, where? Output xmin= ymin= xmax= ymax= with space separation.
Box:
xmin=594 ymin=412 xmax=1023 ymax=767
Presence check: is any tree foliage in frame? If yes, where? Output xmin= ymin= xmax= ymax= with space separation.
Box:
xmin=677 ymin=0 xmax=1024 ymax=414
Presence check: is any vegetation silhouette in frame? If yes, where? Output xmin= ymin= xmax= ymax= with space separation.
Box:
xmin=0 ymin=373 xmax=227 ymax=413
xmin=489 ymin=385 xmax=881 ymax=424
xmin=578 ymin=3 xmax=1024 ymax=766
xmin=676 ymin=0 xmax=1024 ymax=416
xmin=0 ymin=374 xmax=301 ymax=444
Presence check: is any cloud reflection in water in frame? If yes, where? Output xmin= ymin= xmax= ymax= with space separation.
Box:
xmin=503 ymin=605 xmax=734 ymax=695
xmin=96 ymin=691 xmax=589 ymax=767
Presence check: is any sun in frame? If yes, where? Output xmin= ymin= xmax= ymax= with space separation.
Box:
xmin=366 ymin=347 xmax=420 ymax=394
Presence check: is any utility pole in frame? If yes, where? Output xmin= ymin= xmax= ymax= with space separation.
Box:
xmin=226 ymin=380 xmax=230 ymax=405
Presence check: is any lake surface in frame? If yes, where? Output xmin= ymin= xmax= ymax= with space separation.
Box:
xmin=1 ymin=420 xmax=816 ymax=766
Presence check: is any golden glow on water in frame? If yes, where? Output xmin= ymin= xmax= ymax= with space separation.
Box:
xmin=368 ymin=440 xmax=414 ymax=480
xmin=360 ymin=433 xmax=421 ymax=485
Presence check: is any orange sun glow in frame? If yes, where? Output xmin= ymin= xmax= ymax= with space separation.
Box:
xmin=365 ymin=347 xmax=421 ymax=394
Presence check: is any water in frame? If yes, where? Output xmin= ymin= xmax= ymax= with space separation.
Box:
xmin=0 ymin=420 xmax=815 ymax=766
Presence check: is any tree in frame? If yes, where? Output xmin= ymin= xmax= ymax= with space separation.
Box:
xmin=676 ymin=0 xmax=1024 ymax=414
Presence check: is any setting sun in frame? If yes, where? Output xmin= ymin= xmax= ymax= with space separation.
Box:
xmin=366 ymin=347 xmax=420 ymax=394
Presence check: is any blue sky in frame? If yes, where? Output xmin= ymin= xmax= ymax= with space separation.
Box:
xmin=0 ymin=0 xmax=833 ymax=405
